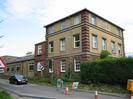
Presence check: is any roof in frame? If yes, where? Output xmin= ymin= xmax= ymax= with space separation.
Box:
xmin=5 ymin=55 xmax=34 ymax=64
xmin=44 ymin=8 xmax=124 ymax=30
xmin=35 ymin=41 xmax=46 ymax=45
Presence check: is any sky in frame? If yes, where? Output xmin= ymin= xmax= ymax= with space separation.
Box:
xmin=0 ymin=0 xmax=133 ymax=57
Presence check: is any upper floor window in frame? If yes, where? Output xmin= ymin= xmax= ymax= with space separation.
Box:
xmin=74 ymin=57 xmax=80 ymax=72
xmin=111 ymin=41 xmax=116 ymax=54
xmin=60 ymin=38 xmax=65 ymax=51
xmin=74 ymin=15 xmax=80 ymax=25
xmin=92 ymin=35 xmax=97 ymax=48
xmin=102 ymin=38 xmax=107 ymax=50
xmin=37 ymin=45 xmax=42 ymax=55
xmin=61 ymin=21 xmax=65 ymax=30
xmin=91 ymin=15 xmax=96 ymax=25
xmin=48 ymin=59 xmax=53 ymax=73
xmin=49 ymin=41 xmax=54 ymax=53
xmin=119 ymin=29 xmax=122 ymax=37
xmin=49 ymin=26 xmax=55 ymax=34
xmin=73 ymin=34 xmax=80 ymax=48
xmin=60 ymin=60 xmax=66 ymax=72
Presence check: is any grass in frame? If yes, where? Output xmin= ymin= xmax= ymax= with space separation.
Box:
xmin=0 ymin=91 xmax=13 ymax=99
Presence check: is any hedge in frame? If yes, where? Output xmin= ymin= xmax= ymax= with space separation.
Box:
xmin=80 ymin=57 xmax=133 ymax=85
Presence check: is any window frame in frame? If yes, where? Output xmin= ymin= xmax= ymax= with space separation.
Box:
xmin=91 ymin=15 xmax=96 ymax=25
xmin=60 ymin=60 xmax=66 ymax=72
xmin=61 ymin=21 xmax=65 ymax=30
xmin=48 ymin=59 xmax=53 ymax=73
xmin=74 ymin=58 xmax=80 ymax=72
xmin=37 ymin=45 xmax=42 ymax=55
xmin=74 ymin=15 xmax=80 ymax=25
xmin=49 ymin=41 xmax=54 ymax=53
xmin=73 ymin=34 xmax=80 ymax=48
xmin=60 ymin=38 xmax=65 ymax=51
xmin=49 ymin=26 xmax=55 ymax=34
xmin=102 ymin=38 xmax=107 ymax=50
xmin=92 ymin=35 xmax=98 ymax=49
xmin=111 ymin=41 xmax=116 ymax=54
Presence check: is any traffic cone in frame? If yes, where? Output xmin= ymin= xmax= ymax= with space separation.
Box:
xmin=95 ymin=91 xmax=100 ymax=99
xmin=65 ymin=86 xmax=69 ymax=95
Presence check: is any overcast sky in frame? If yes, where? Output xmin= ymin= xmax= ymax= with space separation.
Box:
xmin=0 ymin=0 xmax=133 ymax=56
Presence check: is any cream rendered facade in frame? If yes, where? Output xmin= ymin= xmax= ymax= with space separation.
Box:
xmin=45 ymin=9 xmax=124 ymax=75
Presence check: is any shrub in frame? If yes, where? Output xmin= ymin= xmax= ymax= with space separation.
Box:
xmin=80 ymin=57 xmax=133 ymax=85
xmin=100 ymin=50 xmax=111 ymax=59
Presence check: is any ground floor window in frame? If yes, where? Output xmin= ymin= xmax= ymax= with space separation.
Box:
xmin=74 ymin=57 xmax=80 ymax=72
xmin=60 ymin=60 xmax=66 ymax=72
xmin=48 ymin=59 xmax=53 ymax=73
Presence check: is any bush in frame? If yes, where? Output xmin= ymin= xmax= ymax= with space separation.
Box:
xmin=80 ymin=57 xmax=133 ymax=85
xmin=100 ymin=50 xmax=111 ymax=59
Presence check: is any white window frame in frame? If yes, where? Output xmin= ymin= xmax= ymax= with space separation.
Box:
xmin=74 ymin=34 xmax=80 ymax=48
xmin=74 ymin=15 xmax=80 ymax=25
xmin=61 ymin=21 xmax=65 ymax=30
xmin=74 ymin=58 xmax=80 ymax=72
xmin=60 ymin=38 xmax=65 ymax=51
xmin=60 ymin=60 xmax=66 ymax=72
xmin=102 ymin=38 xmax=107 ymax=50
xmin=49 ymin=59 xmax=53 ymax=73
xmin=111 ymin=41 xmax=116 ymax=54
xmin=49 ymin=42 xmax=54 ymax=53
xmin=37 ymin=45 xmax=42 ymax=55
xmin=92 ymin=35 xmax=97 ymax=48
xmin=91 ymin=15 xmax=96 ymax=25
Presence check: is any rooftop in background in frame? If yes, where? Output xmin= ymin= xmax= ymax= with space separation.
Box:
xmin=44 ymin=8 xmax=124 ymax=30
xmin=5 ymin=55 xmax=34 ymax=64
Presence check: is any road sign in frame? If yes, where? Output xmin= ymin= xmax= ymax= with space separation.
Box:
xmin=37 ymin=62 xmax=44 ymax=71
xmin=0 ymin=58 xmax=6 ymax=73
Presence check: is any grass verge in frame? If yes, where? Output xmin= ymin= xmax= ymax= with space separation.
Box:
xmin=0 ymin=90 xmax=13 ymax=99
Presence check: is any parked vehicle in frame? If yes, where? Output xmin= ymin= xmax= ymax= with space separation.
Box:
xmin=9 ymin=74 xmax=28 ymax=85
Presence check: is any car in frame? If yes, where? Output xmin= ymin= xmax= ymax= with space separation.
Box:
xmin=9 ymin=74 xmax=28 ymax=85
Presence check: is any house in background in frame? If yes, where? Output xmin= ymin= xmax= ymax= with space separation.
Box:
xmin=34 ymin=41 xmax=47 ymax=76
xmin=5 ymin=55 xmax=35 ymax=77
xmin=44 ymin=8 xmax=125 ymax=76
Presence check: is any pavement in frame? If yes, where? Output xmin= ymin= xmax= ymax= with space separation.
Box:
xmin=0 ymin=78 xmax=130 ymax=99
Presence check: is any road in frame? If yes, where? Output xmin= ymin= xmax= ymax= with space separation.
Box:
xmin=0 ymin=79 xmax=129 ymax=99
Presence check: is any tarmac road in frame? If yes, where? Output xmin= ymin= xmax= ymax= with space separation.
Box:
xmin=0 ymin=78 xmax=130 ymax=99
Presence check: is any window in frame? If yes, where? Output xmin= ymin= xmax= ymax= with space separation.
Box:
xmin=29 ymin=62 xmax=34 ymax=71
xmin=74 ymin=58 xmax=80 ymax=72
xmin=91 ymin=15 xmax=96 ymax=25
xmin=11 ymin=67 xmax=14 ymax=72
xmin=74 ymin=34 xmax=80 ymax=48
xmin=49 ymin=59 xmax=53 ymax=73
xmin=119 ymin=29 xmax=122 ymax=37
xmin=60 ymin=38 xmax=65 ymax=51
xmin=61 ymin=21 xmax=65 ymax=30
xmin=92 ymin=35 xmax=97 ymax=48
xmin=16 ymin=66 xmax=20 ymax=71
xmin=118 ymin=43 xmax=122 ymax=55
xmin=49 ymin=26 xmax=55 ymax=34
xmin=37 ymin=45 xmax=42 ymax=55
xmin=102 ymin=38 xmax=107 ymax=50
xmin=60 ymin=60 xmax=66 ymax=72
xmin=74 ymin=15 xmax=80 ymax=25
xmin=111 ymin=41 xmax=116 ymax=54
xmin=49 ymin=41 xmax=54 ymax=53
xmin=7 ymin=68 xmax=9 ymax=72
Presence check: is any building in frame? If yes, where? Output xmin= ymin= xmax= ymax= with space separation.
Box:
xmin=34 ymin=41 xmax=47 ymax=76
xmin=44 ymin=8 xmax=125 ymax=76
xmin=5 ymin=55 xmax=35 ymax=77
